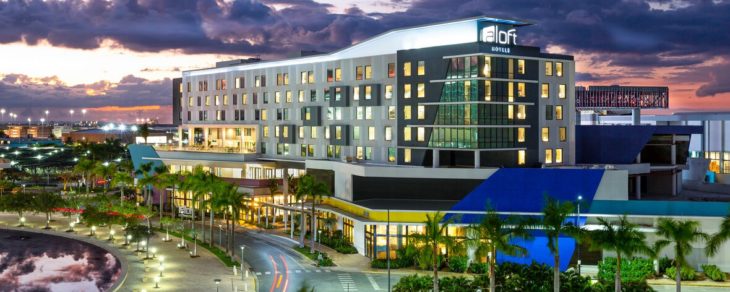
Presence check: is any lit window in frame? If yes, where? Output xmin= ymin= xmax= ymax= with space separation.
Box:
xmin=356 ymin=147 xmax=364 ymax=160
xmin=263 ymin=127 xmax=269 ymax=137
xmin=517 ymin=59 xmax=525 ymax=74
xmin=518 ymin=150 xmax=525 ymax=165
xmin=223 ymin=95 xmax=228 ymax=105
xmin=205 ymin=96 xmax=210 ymax=106
xmin=517 ymin=83 xmax=526 ymax=97
xmin=556 ymin=106 xmax=563 ymax=120
xmin=298 ymin=90 xmax=305 ymax=102
xmin=388 ymin=106 xmax=396 ymax=120
xmin=559 ymin=127 xmax=567 ymax=142
xmin=365 ymin=107 xmax=373 ymax=120
xmin=417 ymin=61 xmax=425 ymax=76
xmin=353 ymin=126 xmax=360 ymax=140
xmin=388 ymin=148 xmax=396 ymax=162
xmin=541 ymin=84 xmax=550 ymax=98
xmin=556 ymin=62 xmax=563 ymax=77
xmin=353 ymin=87 xmax=360 ymax=100
xmin=365 ymin=86 xmax=372 ymax=100
xmin=483 ymin=57 xmax=491 ymax=77
xmin=356 ymin=107 xmax=363 ymax=120
xmin=385 ymin=85 xmax=393 ymax=99
xmin=404 ymin=148 xmax=412 ymax=163
xmin=484 ymin=81 xmax=492 ymax=101
xmin=404 ymin=84 xmax=412 ymax=99
xmin=545 ymin=149 xmax=553 ymax=164
xmin=542 ymin=127 xmax=550 ymax=142
xmin=517 ymin=128 xmax=525 ymax=142
xmin=355 ymin=66 xmax=363 ymax=80
xmin=388 ymin=63 xmax=395 ymax=78
xmin=508 ymin=105 xmax=514 ymax=119
xmin=559 ymin=84 xmax=566 ymax=99
xmin=275 ymin=126 xmax=280 ymax=137
xmin=517 ymin=105 xmax=526 ymax=120
xmin=311 ymin=127 xmax=318 ymax=139
xmin=242 ymin=93 xmax=247 ymax=105
xmin=404 ymin=106 xmax=412 ymax=120
xmin=261 ymin=109 xmax=268 ymax=120
xmin=365 ymin=65 xmax=372 ymax=80
xmin=275 ymin=91 xmax=281 ymax=103
xmin=404 ymin=127 xmax=412 ymax=141
xmin=299 ymin=127 xmax=305 ymax=139
xmin=417 ymin=127 xmax=425 ymax=142
xmin=286 ymin=91 xmax=292 ymax=103
xmin=556 ymin=148 xmax=563 ymax=164
xmin=325 ymin=127 xmax=330 ymax=139
xmin=368 ymin=127 xmax=375 ymax=141
xmin=545 ymin=61 xmax=553 ymax=76
xmin=417 ymin=105 xmax=425 ymax=120
xmin=335 ymin=68 xmax=342 ymax=81
xmin=335 ymin=126 xmax=342 ymax=139
xmin=417 ymin=83 xmax=425 ymax=98
xmin=403 ymin=62 xmax=412 ymax=77
xmin=385 ymin=126 xmax=392 ymax=141
xmin=508 ymin=82 xmax=514 ymax=101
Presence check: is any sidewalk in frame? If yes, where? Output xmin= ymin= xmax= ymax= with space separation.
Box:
xmin=0 ymin=212 xmax=256 ymax=292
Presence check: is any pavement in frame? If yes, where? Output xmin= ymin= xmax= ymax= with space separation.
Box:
xmin=0 ymin=213 xmax=256 ymax=292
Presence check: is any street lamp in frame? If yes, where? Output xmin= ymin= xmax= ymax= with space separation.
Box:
xmin=19 ymin=216 xmax=26 ymax=227
xmin=27 ymin=117 xmax=31 ymax=127
xmin=154 ymin=276 xmax=160 ymax=289
xmin=240 ymin=245 xmax=246 ymax=280
xmin=151 ymin=247 xmax=157 ymax=259
xmin=109 ymin=229 xmax=115 ymax=241
xmin=576 ymin=195 xmax=583 ymax=275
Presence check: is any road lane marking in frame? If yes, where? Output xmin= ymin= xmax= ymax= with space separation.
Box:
xmin=367 ymin=275 xmax=382 ymax=290
xmin=264 ymin=271 xmax=270 ymax=275
xmin=280 ymin=255 xmax=290 ymax=292
xmin=338 ymin=274 xmax=357 ymax=291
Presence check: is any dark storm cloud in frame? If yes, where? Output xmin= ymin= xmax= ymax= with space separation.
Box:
xmin=696 ymin=62 xmax=730 ymax=97
xmin=0 ymin=73 xmax=170 ymax=118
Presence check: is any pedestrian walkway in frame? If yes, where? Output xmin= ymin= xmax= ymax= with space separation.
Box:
xmin=0 ymin=213 xmax=256 ymax=292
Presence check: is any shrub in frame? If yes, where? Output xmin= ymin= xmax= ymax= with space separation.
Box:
xmin=468 ymin=262 xmax=488 ymax=274
xmin=560 ymin=269 xmax=593 ymax=292
xmin=658 ymin=257 xmax=673 ymax=275
xmin=396 ymin=245 xmax=419 ymax=268
xmin=439 ymin=276 xmax=475 ymax=292
xmin=591 ymin=281 xmax=656 ymax=292
xmin=317 ymin=253 xmax=334 ymax=267
xmin=448 ymin=256 xmax=469 ymax=273
xmin=598 ymin=257 xmax=654 ymax=283
xmin=334 ymin=244 xmax=358 ymax=254
xmin=393 ymin=274 xmax=432 ymax=292
xmin=370 ymin=259 xmax=403 ymax=269
xmin=665 ymin=266 xmax=696 ymax=281
xmin=702 ymin=264 xmax=727 ymax=282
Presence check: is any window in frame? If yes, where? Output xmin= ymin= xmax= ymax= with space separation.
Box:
xmin=286 ymin=91 xmax=292 ymax=103
xmin=368 ymin=127 xmax=375 ymax=141
xmin=518 ymin=150 xmax=525 ymax=165
xmin=365 ymin=65 xmax=372 ymax=79
xmin=556 ymin=62 xmax=563 ymax=77
xmin=275 ymin=91 xmax=281 ymax=103
xmin=261 ymin=109 xmax=268 ymax=121
xmin=335 ymin=126 xmax=342 ymax=140
xmin=216 ymin=110 xmax=226 ymax=121
xmin=517 ymin=83 xmax=526 ymax=97
xmin=556 ymin=148 xmax=563 ymax=164
xmin=188 ymin=97 xmax=193 ymax=106
xmin=385 ymin=85 xmax=393 ymax=99
xmin=365 ymin=107 xmax=373 ymax=120
xmin=308 ymin=71 xmax=315 ymax=83
xmin=310 ymin=90 xmax=317 ymax=102
xmin=404 ymin=106 xmax=412 ymax=120
xmin=298 ymin=90 xmax=305 ymax=102
xmin=546 ymin=105 xmax=554 ymax=120
xmin=388 ymin=63 xmax=395 ymax=78
xmin=542 ymin=127 xmax=550 ymax=142
xmin=403 ymin=62 xmax=411 ymax=77
xmin=232 ymin=94 xmax=237 ymax=105
xmin=483 ymin=56 xmax=491 ymax=77
xmin=559 ymin=84 xmax=566 ymax=99
xmin=545 ymin=149 xmax=553 ymax=164
xmin=215 ymin=95 xmax=220 ymax=106
xmin=353 ymin=126 xmax=360 ymax=140
xmin=301 ymin=71 xmax=308 ymax=84
xmin=517 ymin=105 xmax=526 ymax=120
xmin=404 ymin=148 xmax=412 ymax=163
xmin=508 ymin=82 xmax=514 ymax=101
xmin=242 ymin=93 xmax=247 ymax=105
xmin=205 ymin=96 xmax=210 ymax=106
xmin=263 ymin=126 xmax=269 ymax=137
xmin=517 ymin=59 xmax=525 ymax=74
xmin=545 ymin=61 xmax=553 ymax=76
xmin=404 ymin=84 xmax=412 ymax=99
xmin=355 ymin=147 xmax=364 ymax=160
xmin=404 ymin=127 xmax=412 ymax=141
xmin=223 ymin=95 xmax=228 ymax=105
xmin=559 ymin=127 xmax=567 ymax=142
xmin=417 ymin=61 xmax=425 ymax=76
xmin=325 ymin=127 xmax=330 ymax=139
xmin=365 ymin=86 xmax=372 ymax=100
xmin=541 ymin=84 xmax=550 ymax=98
xmin=388 ymin=148 xmax=396 ymax=162
xmin=417 ymin=105 xmax=425 ymax=120
xmin=508 ymin=105 xmax=514 ymax=119
xmin=299 ymin=127 xmax=305 ymax=139
xmin=311 ymin=127 xmax=318 ymax=139
xmin=356 ymin=107 xmax=364 ymax=120
xmin=388 ymin=106 xmax=396 ymax=120
xmin=355 ymin=66 xmax=363 ymax=80
xmin=517 ymin=128 xmax=525 ymax=142
xmin=417 ymin=83 xmax=425 ymax=98
xmin=417 ymin=127 xmax=425 ymax=142
xmin=327 ymin=69 xmax=334 ymax=82
xmin=335 ymin=87 xmax=342 ymax=101
xmin=556 ymin=106 xmax=563 ymax=120
xmin=263 ymin=92 xmax=269 ymax=104
xmin=353 ymin=87 xmax=360 ymax=100
xmin=385 ymin=126 xmax=392 ymax=141
xmin=484 ymin=81 xmax=492 ymax=101
xmin=335 ymin=68 xmax=342 ymax=81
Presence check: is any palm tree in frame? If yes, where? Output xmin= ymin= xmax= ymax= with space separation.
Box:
xmin=138 ymin=123 xmax=151 ymax=144
xmin=539 ymin=196 xmax=579 ymax=292
xmin=267 ymin=178 xmax=279 ymax=227
xmin=653 ymin=218 xmax=709 ymax=292
xmin=135 ymin=162 xmax=155 ymax=205
xmin=112 ymin=170 xmax=133 ymax=205
xmin=587 ymin=215 xmax=650 ymax=292
xmin=93 ymin=161 xmax=116 ymax=195
xmin=58 ymin=170 xmax=75 ymax=192
xmin=411 ymin=211 xmax=451 ymax=292
xmin=74 ymin=158 xmax=95 ymax=194
xmin=294 ymin=175 xmax=313 ymax=248
xmin=465 ymin=206 xmax=533 ymax=292
xmin=152 ymin=164 xmax=170 ymax=227
xmin=706 ymin=208 xmax=730 ymax=258
xmin=295 ymin=174 xmax=331 ymax=253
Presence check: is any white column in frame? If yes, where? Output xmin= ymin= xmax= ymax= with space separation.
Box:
xmin=178 ymin=127 xmax=183 ymax=148
xmin=635 ymin=176 xmax=641 ymax=200
xmin=203 ymin=127 xmax=209 ymax=148
xmin=188 ymin=127 xmax=194 ymax=147
xmin=474 ymin=151 xmax=480 ymax=169
xmin=671 ymin=135 xmax=677 ymax=165
xmin=631 ymin=108 xmax=641 ymax=125
xmin=433 ymin=149 xmax=440 ymax=168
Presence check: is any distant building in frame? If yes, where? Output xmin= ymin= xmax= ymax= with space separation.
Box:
xmin=4 ymin=125 xmax=52 ymax=139
xmin=62 ymin=129 xmax=135 ymax=144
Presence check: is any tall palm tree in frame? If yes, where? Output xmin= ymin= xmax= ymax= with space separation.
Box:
xmin=539 ymin=196 xmax=579 ymax=292
xmin=308 ymin=178 xmax=330 ymax=254
xmin=93 ymin=161 xmax=116 ymax=195
xmin=267 ymin=178 xmax=279 ymax=227
xmin=294 ymin=175 xmax=313 ymax=248
xmin=152 ymin=164 xmax=170 ymax=227
xmin=135 ymin=162 xmax=155 ymax=205
xmin=112 ymin=170 xmax=133 ymax=205
xmin=73 ymin=158 xmax=95 ymax=194
xmin=706 ymin=208 xmax=730 ymax=258
xmin=588 ymin=215 xmax=650 ymax=292
xmin=653 ymin=218 xmax=709 ymax=292
xmin=57 ymin=170 xmax=75 ymax=192
xmin=138 ymin=123 xmax=151 ymax=144
xmin=411 ymin=211 xmax=451 ymax=292
xmin=466 ymin=206 xmax=533 ymax=292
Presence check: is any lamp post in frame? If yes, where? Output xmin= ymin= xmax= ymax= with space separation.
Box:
xmin=109 ymin=229 xmax=115 ymax=241
xmin=240 ymin=245 xmax=246 ymax=280
xmin=154 ymin=276 xmax=160 ymax=289
xmin=27 ymin=117 xmax=31 ymax=127
xmin=44 ymin=110 xmax=49 ymax=122
xmin=218 ymin=224 xmax=223 ymax=247
xmin=81 ymin=109 xmax=87 ymax=124
xmin=576 ymin=195 xmax=583 ymax=275
xmin=387 ymin=208 xmax=391 ymax=292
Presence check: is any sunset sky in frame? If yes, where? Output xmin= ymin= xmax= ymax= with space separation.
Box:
xmin=0 ymin=0 xmax=728 ymax=123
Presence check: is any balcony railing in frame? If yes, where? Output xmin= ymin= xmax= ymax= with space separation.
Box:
xmin=154 ymin=144 xmax=257 ymax=154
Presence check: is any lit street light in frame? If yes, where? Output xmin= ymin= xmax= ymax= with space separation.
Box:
xmin=576 ymin=195 xmax=583 ymax=275
xmin=240 ymin=245 xmax=246 ymax=280
xmin=1 ymin=108 xmax=5 ymax=121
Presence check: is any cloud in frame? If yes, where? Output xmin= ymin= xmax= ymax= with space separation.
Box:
xmin=696 ymin=62 xmax=730 ymax=97
xmin=0 ymin=73 xmax=171 ymax=121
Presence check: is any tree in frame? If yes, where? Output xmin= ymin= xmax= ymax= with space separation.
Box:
xmin=267 ymin=178 xmax=279 ymax=227
xmin=293 ymin=175 xmax=311 ymax=248
xmin=410 ymin=212 xmax=451 ymax=292
xmin=466 ymin=206 xmax=533 ymax=292
xmin=74 ymin=158 xmax=95 ymax=194
xmin=587 ymin=215 xmax=650 ymax=292
xmin=1 ymin=192 xmax=34 ymax=224
xmin=653 ymin=218 xmax=709 ymax=292
xmin=112 ymin=170 xmax=133 ymax=205
xmin=93 ymin=161 xmax=116 ymax=194
xmin=138 ymin=123 xmax=150 ymax=144
xmin=33 ymin=192 xmax=66 ymax=229
xmin=135 ymin=162 xmax=155 ymax=206
xmin=57 ymin=170 xmax=75 ymax=192
xmin=706 ymin=208 xmax=730 ymax=258
xmin=151 ymin=164 xmax=170 ymax=227
xmin=539 ymin=196 xmax=579 ymax=292
xmin=295 ymin=174 xmax=331 ymax=253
